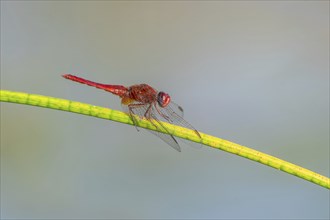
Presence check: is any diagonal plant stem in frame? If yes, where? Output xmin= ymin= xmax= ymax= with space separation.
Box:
xmin=1 ymin=89 xmax=329 ymax=189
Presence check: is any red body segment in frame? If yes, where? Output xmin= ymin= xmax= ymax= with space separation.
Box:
xmin=62 ymin=74 xmax=128 ymax=97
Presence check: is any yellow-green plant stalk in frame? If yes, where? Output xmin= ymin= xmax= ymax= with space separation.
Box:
xmin=1 ymin=90 xmax=329 ymax=189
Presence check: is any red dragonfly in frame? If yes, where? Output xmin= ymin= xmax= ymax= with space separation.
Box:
xmin=62 ymin=74 xmax=201 ymax=152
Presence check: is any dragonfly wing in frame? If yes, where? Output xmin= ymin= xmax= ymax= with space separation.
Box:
xmin=145 ymin=108 xmax=182 ymax=152
xmin=157 ymin=102 xmax=201 ymax=139
xmin=147 ymin=129 xmax=181 ymax=152
xmin=121 ymin=102 xmax=182 ymax=152
xmin=166 ymin=101 xmax=184 ymax=117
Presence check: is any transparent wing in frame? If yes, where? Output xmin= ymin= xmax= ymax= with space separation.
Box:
xmin=167 ymin=101 xmax=184 ymax=118
xmin=157 ymin=102 xmax=201 ymax=140
xmin=121 ymin=102 xmax=181 ymax=152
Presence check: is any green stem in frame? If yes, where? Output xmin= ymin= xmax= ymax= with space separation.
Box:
xmin=1 ymin=90 xmax=329 ymax=189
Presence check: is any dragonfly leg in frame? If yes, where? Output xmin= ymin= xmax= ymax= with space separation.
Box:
xmin=154 ymin=103 xmax=172 ymax=122
xmin=145 ymin=104 xmax=160 ymax=130
xmin=128 ymin=103 xmax=148 ymax=131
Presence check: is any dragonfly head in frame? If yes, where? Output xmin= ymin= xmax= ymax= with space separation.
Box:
xmin=157 ymin=92 xmax=171 ymax=108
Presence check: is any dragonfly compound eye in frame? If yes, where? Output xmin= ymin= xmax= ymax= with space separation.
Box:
xmin=157 ymin=92 xmax=171 ymax=107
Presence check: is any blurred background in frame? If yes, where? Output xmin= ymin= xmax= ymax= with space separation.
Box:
xmin=1 ymin=1 xmax=329 ymax=219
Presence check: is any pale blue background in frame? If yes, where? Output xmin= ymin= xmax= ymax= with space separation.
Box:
xmin=1 ymin=1 xmax=329 ymax=219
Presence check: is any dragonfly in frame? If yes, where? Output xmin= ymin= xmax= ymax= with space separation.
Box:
xmin=62 ymin=74 xmax=201 ymax=152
